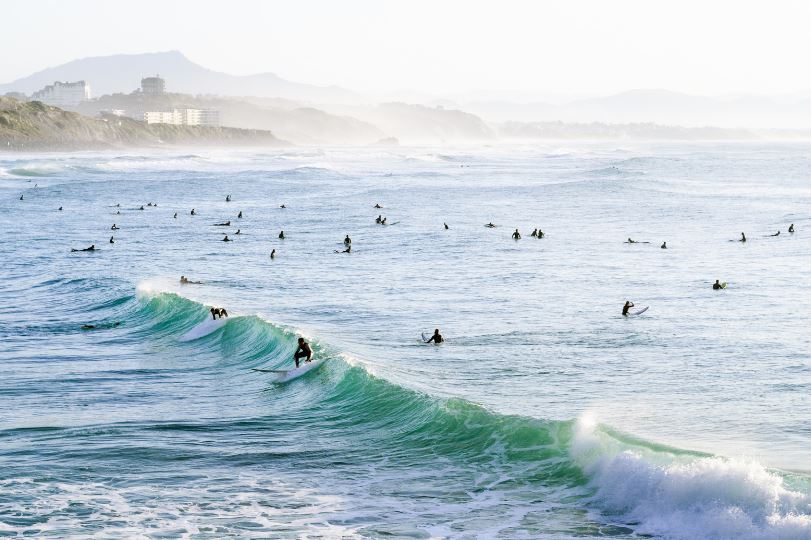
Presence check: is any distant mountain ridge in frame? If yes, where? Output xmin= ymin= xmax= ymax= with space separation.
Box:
xmin=0 ymin=51 xmax=361 ymax=104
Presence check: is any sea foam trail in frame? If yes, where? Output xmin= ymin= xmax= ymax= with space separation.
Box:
xmin=572 ymin=417 xmax=811 ymax=540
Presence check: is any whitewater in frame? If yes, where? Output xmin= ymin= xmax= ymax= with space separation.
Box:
xmin=0 ymin=143 xmax=809 ymax=539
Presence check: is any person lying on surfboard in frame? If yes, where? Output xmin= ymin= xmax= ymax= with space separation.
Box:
xmin=294 ymin=337 xmax=312 ymax=367
xmin=426 ymin=329 xmax=444 ymax=344
xmin=622 ymin=301 xmax=634 ymax=316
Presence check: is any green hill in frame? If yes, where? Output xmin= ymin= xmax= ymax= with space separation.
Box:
xmin=0 ymin=97 xmax=285 ymax=150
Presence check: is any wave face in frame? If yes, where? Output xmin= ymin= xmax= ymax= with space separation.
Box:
xmin=2 ymin=144 xmax=811 ymax=538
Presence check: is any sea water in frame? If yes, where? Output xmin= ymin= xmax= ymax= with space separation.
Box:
xmin=1 ymin=143 xmax=809 ymax=539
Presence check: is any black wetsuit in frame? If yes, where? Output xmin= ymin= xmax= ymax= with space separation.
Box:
xmin=294 ymin=342 xmax=312 ymax=367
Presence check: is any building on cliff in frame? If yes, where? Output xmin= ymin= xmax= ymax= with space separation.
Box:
xmin=31 ymin=81 xmax=91 ymax=108
xmin=143 ymin=108 xmax=220 ymax=127
xmin=141 ymin=75 xmax=165 ymax=95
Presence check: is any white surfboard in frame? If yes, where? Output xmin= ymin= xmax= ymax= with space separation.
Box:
xmin=179 ymin=317 xmax=228 ymax=342
xmin=630 ymin=306 xmax=649 ymax=316
xmin=271 ymin=358 xmax=325 ymax=383
xmin=421 ymin=332 xmax=429 ymax=343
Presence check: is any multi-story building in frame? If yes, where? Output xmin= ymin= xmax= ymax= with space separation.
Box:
xmin=31 ymin=81 xmax=91 ymax=108
xmin=143 ymin=108 xmax=220 ymax=127
xmin=141 ymin=75 xmax=166 ymax=95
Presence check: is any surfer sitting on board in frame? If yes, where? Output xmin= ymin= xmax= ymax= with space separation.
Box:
xmin=713 ymin=280 xmax=724 ymax=290
xmin=512 ymin=229 xmax=521 ymax=240
xmin=294 ymin=337 xmax=312 ymax=367
xmin=622 ymin=301 xmax=634 ymax=316
xmin=426 ymin=329 xmax=444 ymax=344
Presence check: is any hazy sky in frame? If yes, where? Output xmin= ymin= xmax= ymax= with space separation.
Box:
xmin=5 ymin=0 xmax=811 ymax=97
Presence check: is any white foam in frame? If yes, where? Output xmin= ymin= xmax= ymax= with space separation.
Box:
xmin=571 ymin=417 xmax=811 ymax=540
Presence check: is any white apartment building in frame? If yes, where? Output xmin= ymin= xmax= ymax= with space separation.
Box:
xmin=31 ymin=81 xmax=91 ymax=108
xmin=143 ymin=109 xmax=220 ymax=127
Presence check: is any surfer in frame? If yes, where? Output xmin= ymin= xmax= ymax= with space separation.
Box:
xmin=381 ymin=218 xmax=387 ymax=225
xmin=713 ymin=279 xmax=724 ymax=290
xmin=218 ymin=308 xmax=228 ymax=318
xmin=376 ymin=215 xmax=382 ymax=224
xmin=191 ymin=208 xmax=196 ymax=216
xmin=19 ymin=194 xmax=23 ymax=200
xmin=237 ymin=211 xmax=243 ymax=219
xmin=485 ymin=222 xmax=496 ymax=228
xmin=344 ymin=235 xmax=352 ymax=246
xmin=294 ymin=337 xmax=312 ymax=367
xmin=622 ymin=301 xmax=635 ymax=316
xmin=109 ymin=236 xmax=114 ymax=244
xmin=222 ymin=235 xmax=231 ymax=242
xmin=627 ymin=238 xmax=637 ymax=244
xmin=111 ymin=224 xmax=119 ymax=230
xmin=661 ymin=241 xmax=667 ymax=249
xmin=210 ymin=307 xmax=218 ymax=319
xmin=426 ymin=329 xmax=444 ymax=344
xmin=235 ymin=229 xmax=241 ymax=235
xmin=58 ymin=207 xmax=63 ymax=211
xmin=374 ymin=203 xmax=383 ymax=209
xmin=270 ymin=249 xmax=276 ymax=259
xmin=279 ymin=230 xmax=285 ymax=239
xmin=214 ymin=221 xmax=230 ymax=226
xmin=139 ymin=206 xmax=144 ymax=210
xmin=512 ymin=229 xmax=521 ymax=240
xmin=739 ymin=232 xmax=746 ymax=242
xmin=444 ymin=222 xmax=449 ymax=230
xmin=173 ymin=212 xmax=177 ymax=218
xmin=71 ymin=245 xmax=96 ymax=252
xmin=537 ymin=229 xmax=544 ymax=238
xmin=531 ymin=229 xmax=538 ymax=237
xmin=770 ymin=231 xmax=780 ymax=237
xmin=789 ymin=224 xmax=795 ymax=233
xmin=180 ymin=276 xmax=202 ymax=284
xmin=226 ymin=194 xmax=231 ymax=202
xmin=280 ymin=204 xmax=286 ymax=208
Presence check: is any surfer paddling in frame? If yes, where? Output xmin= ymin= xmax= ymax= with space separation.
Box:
xmin=180 ymin=276 xmax=202 ymax=285
xmin=294 ymin=337 xmax=312 ymax=367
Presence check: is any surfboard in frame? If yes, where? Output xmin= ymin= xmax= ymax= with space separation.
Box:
xmin=271 ymin=358 xmax=325 ymax=383
xmin=630 ymin=306 xmax=649 ymax=316
xmin=721 ymin=282 xmax=728 ymax=289
xmin=179 ymin=317 xmax=228 ymax=342
xmin=421 ymin=332 xmax=429 ymax=343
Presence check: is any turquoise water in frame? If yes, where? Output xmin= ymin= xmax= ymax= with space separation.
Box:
xmin=1 ymin=144 xmax=810 ymax=538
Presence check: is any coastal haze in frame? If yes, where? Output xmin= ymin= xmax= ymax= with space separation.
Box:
xmin=2 ymin=2 xmax=811 ymax=539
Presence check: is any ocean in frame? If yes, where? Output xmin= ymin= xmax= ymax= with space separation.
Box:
xmin=1 ymin=143 xmax=809 ymax=539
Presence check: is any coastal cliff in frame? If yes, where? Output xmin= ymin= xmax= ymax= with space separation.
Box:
xmin=0 ymin=97 xmax=285 ymax=150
